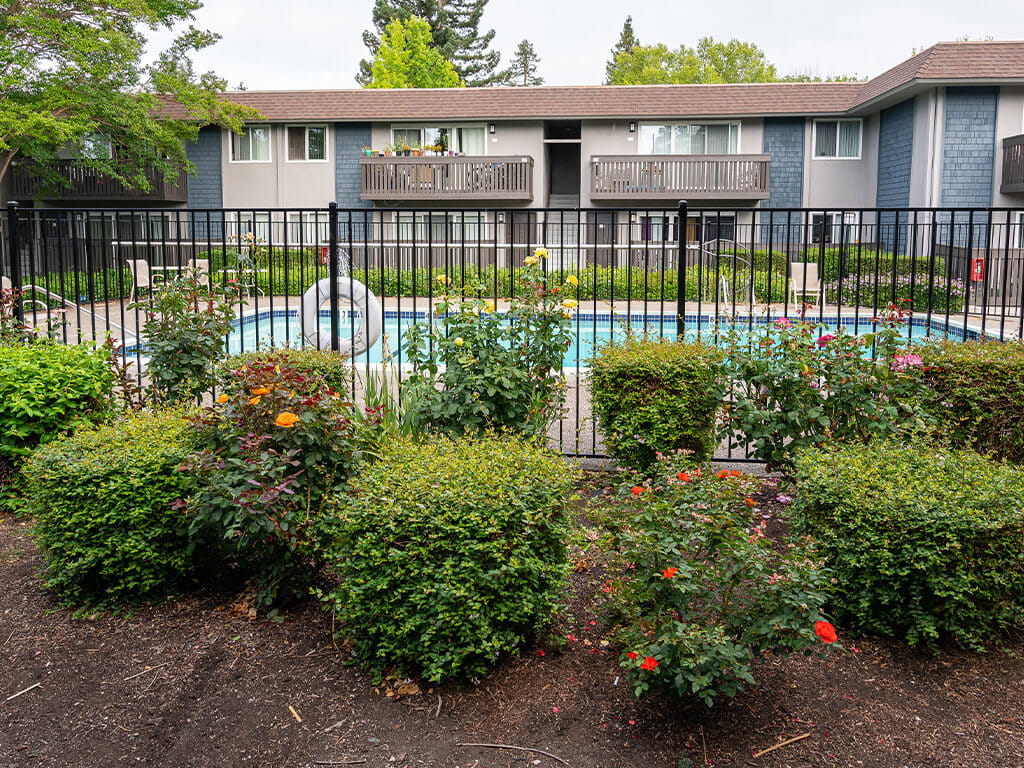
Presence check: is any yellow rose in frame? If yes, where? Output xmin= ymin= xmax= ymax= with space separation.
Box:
xmin=566 ymin=275 xmax=579 ymax=286
xmin=525 ymin=255 xmax=539 ymax=266
xmin=534 ymin=247 xmax=548 ymax=258
xmin=454 ymin=337 xmax=465 ymax=346
xmin=562 ymin=299 xmax=578 ymax=309
xmin=482 ymin=300 xmax=495 ymax=314
xmin=436 ymin=274 xmax=449 ymax=284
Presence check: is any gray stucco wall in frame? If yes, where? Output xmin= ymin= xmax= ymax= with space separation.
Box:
xmin=761 ymin=118 xmax=804 ymax=246
xmin=940 ymin=86 xmax=998 ymax=246
xmin=335 ymin=123 xmax=372 ymax=209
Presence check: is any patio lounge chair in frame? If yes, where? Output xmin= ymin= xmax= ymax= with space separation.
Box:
xmin=126 ymin=259 xmax=152 ymax=302
xmin=1 ymin=275 xmax=49 ymax=311
xmin=789 ymin=262 xmax=823 ymax=305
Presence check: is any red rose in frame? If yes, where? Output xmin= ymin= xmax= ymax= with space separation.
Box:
xmin=661 ymin=566 xmax=678 ymax=579
xmin=640 ymin=656 xmax=659 ymax=671
xmin=815 ymin=620 xmax=838 ymax=644
xmin=626 ymin=651 xmax=638 ymax=660
xmin=677 ymin=472 xmax=690 ymax=482
xmin=631 ymin=486 xmax=645 ymax=497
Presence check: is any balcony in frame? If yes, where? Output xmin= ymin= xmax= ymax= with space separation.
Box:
xmin=10 ymin=160 xmax=188 ymax=204
xmin=360 ymin=155 xmax=534 ymax=202
xmin=590 ymin=154 xmax=770 ymax=202
xmin=1001 ymin=135 xmax=1024 ymax=194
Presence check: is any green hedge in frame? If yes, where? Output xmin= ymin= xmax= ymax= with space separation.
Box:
xmin=589 ymin=337 xmax=725 ymax=471
xmin=806 ymin=247 xmax=947 ymax=284
xmin=0 ymin=342 xmax=114 ymax=461
xmin=23 ymin=410 xmax=201 ymax=607
xmin=824 ymin=273 xmax=966 ymax=313
xmin=318 ymin=435 xmax=578 ymax=682
xmin=917 ymin=340 xmax=1024 ymax=462
xmin=791 ymin=440 xmax=1024 ymax=650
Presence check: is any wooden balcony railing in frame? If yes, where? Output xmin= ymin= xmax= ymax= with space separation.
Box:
xmin=360 ymin=155 xmax=534 ymax=201
xmin=10 ymin=160 xmax=188 ymax=203
xmin=590 ymin=154 xmax=770 ymax=201
xmin=1002 ymin=135 xmax=1024 ymax=194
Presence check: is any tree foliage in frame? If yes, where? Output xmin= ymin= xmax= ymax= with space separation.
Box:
xmin=0 ymin=0 xmax=254 ymax=192
xmin=368 ymin=17 xmax=463 ymax=89
xmin=604 ymin=16 xmax=639 ymax=84
xmin=358 ymin=0 xmax=501 ymax=87
xmin=606 ymin=36 xmax=779 ymax=85
xmin=505 ymin=39 xmax=543 ymax=87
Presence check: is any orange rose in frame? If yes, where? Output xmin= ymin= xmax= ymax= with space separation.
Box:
xmin=275 ymin=411 xmax=299 ymax=428
xmin=251 ymin=387 xmax=271 ymax=395
xmin=216 ymin=394 xmax=229 ymax=404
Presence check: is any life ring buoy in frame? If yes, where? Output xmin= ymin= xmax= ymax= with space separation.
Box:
xmin=300 ymin=277 xmax=383 ymax=354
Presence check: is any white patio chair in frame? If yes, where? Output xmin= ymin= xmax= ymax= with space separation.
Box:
xmin=187 ymin=258 xmax=210 ymax=284
xmin=126 ymin=259 xmax=153 ymax=302
xmin=789 ymin=262 xmax=823 ymax=305
xmin=1 ymin=275 xmax=49 ymax=311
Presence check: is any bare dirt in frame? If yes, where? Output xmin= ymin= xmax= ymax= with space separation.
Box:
xmin=2 ymin=480 xmax=1023 ymax=768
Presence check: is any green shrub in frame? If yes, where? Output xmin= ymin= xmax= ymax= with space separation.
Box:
xmin=23 ymin=410 xmax=200 ymax=607
xmin=809 ymin=248 xmax=946 ymax=283
xmin=824 ymin=274 xmax=966 ymax=313
xmin=220 ymin=348 xmax=353 ymax=394
xmin=0 ymin=342 xmax=114 ymax=461
xmin=791 ymin=440 xmax=1024 ymax=650
xmin=917 ymin=340 xmax=1024 ymax=462
xmin=182 ymin=358 xmax=369 ymax=607
xmin=589 ymin=337 xmax=725 ymax=471
xmin=603 ymin=454 xmax=836 ymax=706
xmin=318 ymin=435 xmax=578 ymax=682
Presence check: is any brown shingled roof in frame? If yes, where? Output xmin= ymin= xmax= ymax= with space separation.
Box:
xmin=162 ymin=41 xmax=1024 ymax=123
xmin=854 ymin=41 xmax=1024 ymax=106
xmin=212 ymin=81 xmax=863 ymax=122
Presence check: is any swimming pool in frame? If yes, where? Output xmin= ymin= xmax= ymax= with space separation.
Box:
xmin=224 ymin=309 xmax=993 ymax=367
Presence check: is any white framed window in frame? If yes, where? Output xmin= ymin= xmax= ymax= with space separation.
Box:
xmin=396 ymin=212 xmax=487 ymax=243
xmin=812 ymin=212 xmax=858 ymax=244
xmin=287 ymin=212 xmax=330 ymax=244
xmin=230 ymin=212 xmax=271 ymax=242
xmin=638 ymin=122 xmax=740 ymax=155
xmin=231 ymin=126 xmax=271 ymax=162
xmin=812 ymin=119 xmax=862 ymax=159
xmin=390 ymin=124 xmax=487 ymax=155
xmin=287 ymin=125 xmax=327 ymax=162
xmin=81 ymin=133 xmax=113 ymax=160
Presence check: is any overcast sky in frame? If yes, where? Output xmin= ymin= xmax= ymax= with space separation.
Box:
xmin=157 ymin=0 xmax=1022 ymax=90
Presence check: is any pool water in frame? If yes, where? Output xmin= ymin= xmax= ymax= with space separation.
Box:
xmin=225 ymin=309 xmax=985 ymax=367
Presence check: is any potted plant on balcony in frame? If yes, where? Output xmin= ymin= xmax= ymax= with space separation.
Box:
xmin=361 ymin=146 xmax=373 ymax=157
xmin=411 ymin=143 xmax=423 ymax=157
xmin=400 ymin=142 xmax=411 ymax=156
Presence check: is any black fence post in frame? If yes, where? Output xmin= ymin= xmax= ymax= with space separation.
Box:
xmin=5 ymin=201 xmax=23 ymax=323
xmin=676 ymin=199 xmax=688 ymax=339
xmin=328 ymin=201 xmax=340 ymax=352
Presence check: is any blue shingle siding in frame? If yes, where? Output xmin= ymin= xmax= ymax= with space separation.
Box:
xmin=761 ymin=118 xmax=804 ymax=246
xmin=185 ymin=126 xmax=223 ymax=238
xmin=876 ymin=99 xmax=915 ymax=253
xmin=335 ymin=123 xmax=372 ymax=209
xmin=939 ymin=87 xmax=997 ymax=246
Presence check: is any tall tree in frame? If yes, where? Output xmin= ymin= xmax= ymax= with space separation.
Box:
xmin=604 ymin=16 xmax=639 ymax=84
xmin=505 ymin=40 xmax=543 ymax=87
xmin=357 ymin=0 xmax=454 ymax=86
xmin=358 ymin=0 xmax=502 ymax=87
xmin=0 ymin=0 xmax=253 ymax=192
xmin=445 ymin=0 xmax=502 ymax=86
xmin=368 ymin=17 xmax=463 ymax=89
xmin=606 ymin=36 xmax=780 ymax=85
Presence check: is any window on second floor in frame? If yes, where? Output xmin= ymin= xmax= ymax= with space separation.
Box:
xmin=390 ymin=125 xmax=487 ymax=154
xmin=80 ymin=133 xmax=113 ymax=160
xmin=639 ymin=123 xmax=740 ymax=155
xmin=287 ymin=126 xmax=327 ymax=161
xmin=231 ymin=126 xmax=271 ymax=162
xmin=813 ymin=119 xmax=862 ymax=159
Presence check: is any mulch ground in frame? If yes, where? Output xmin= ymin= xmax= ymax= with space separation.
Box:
xmin=2 ymin=477 xmax=1023 ymax=768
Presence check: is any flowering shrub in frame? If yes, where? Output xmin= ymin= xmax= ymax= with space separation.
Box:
xmin=721 ymin=303 xmax=933 ymax=471
xmin=317 ymin=435 xmax=578 ymax=682
xmin=402 ymin=249 xmax=575 ymax=438
xmin=180 ymin=357 xmax=370 ymax=606
xmin=590 ymin=337 xmax=725 ymax=471
xmin=792 ymin=440 xmax=1024 ymax=650
xmin=824 ymin=274 xmax=966 ymax=313
xmin=23 ymin=410 xmax=200 ymax=608
xmin=601 ymin=454 xmax=836 ymax=706
xmin=917 ymin=340 xmax=1024 ymax=462
xmin=134 ymin=274 xmax=240 ymax=403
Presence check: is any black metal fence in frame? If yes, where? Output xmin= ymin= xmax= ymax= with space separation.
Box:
xmin=4 ymin=202 xmax=1024 ymax=459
